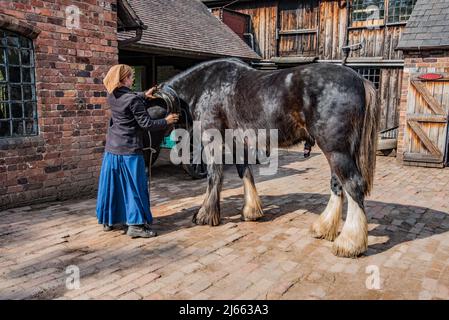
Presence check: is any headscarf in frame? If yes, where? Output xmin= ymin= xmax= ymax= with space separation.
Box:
xmin=103 ymin=64 xmax=133 ymax=94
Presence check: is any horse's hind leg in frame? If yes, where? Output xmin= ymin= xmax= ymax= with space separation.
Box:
xmin=310 ymin=173 xmax=343 ymax=241
xmin=193 ymin=163 xmax=223 ymax=226
xmin=236 ymin=164 xmax=264 ymax=221
xmin=328 ymin=152 xmax=368 ymax=258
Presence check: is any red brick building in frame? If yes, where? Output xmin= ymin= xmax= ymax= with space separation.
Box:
xmin=396 ymin=0 xmax=449 ymax=168
xmin=0 ymin=0 xmax=118 ymax=210
xmin=0 ymin=0 xmax=259 ymax=210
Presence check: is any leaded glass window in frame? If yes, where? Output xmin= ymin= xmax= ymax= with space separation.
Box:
xmin=351 ymin=0 xmax=385 ymax=23
xmin=388 ymin=0 xmax=416 ymax=23
xmin=0 ymin=29 xmax=37 ymax=138
xmin=355 ymin=67 xmax=380 ymax=89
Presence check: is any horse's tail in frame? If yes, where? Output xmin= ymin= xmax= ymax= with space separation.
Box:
xmin=356 ymin=79 xmax=380 ymax=196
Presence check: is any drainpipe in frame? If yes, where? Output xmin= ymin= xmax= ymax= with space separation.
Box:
xmin=118 ymin=25 xmax=147 ymax=48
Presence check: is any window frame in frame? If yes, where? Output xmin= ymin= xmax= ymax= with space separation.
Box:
xmin=387 ymin=0 xmax=417 ymax=24
xmin=0 ymin=28 xmax=38 ymax=139
xmin=131 ymin=65 xmax=146 ymax=92
xmin=354 ymin=67 xmax=381 ymax=89
xmin=350 ymin=0 xmax=417 ymax=28
xmin=350 ymin=0 xmax=386 ymax=27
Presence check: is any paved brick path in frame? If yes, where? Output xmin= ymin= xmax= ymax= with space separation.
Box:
xmin=1 ymin=146 xmax=449 ymax=299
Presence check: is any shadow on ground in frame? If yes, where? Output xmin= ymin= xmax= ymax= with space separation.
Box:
xmin=155 ymin=192 xmax=449 ymax=256
xmin=2 ymin=191 xmax=448 ymax=299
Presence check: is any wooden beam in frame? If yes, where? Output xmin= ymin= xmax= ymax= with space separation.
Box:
xmin=403 ymin=152 xmax=444 ymax=163
xmin=411 ymin=80 xmax=446 ymax=115
xmin=407 ymin=120 xmax=443 ymax=157
xmin=278 ymin=29 xmax=318 ymax=35
xmin=407 ymin=114 xmax=448 ymax=123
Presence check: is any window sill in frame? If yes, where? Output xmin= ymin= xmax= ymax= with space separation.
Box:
xmin=348 ymin=21 xmax=408 ymax=30
xmin=348 ymin=25 xmax=385 ymax=30
xmin=385 ymin=22 xmax=407 ymax=27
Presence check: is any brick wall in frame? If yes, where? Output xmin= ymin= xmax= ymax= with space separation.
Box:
xmin=0 ymin=0 xmax=118 ymax=210
xmin=397 ymin=50 xmax=449 ymax=166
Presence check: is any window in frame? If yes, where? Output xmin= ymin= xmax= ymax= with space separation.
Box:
xmin=0 ymin=29 xmax=37 ymax=138
xmin=355 ymin=67 xmax=380 ymax=89
xmin=131 ymin=66 xmax=145 ymax=92
xmin=157 ymin=65 xmax=182 ymax=84
xmin=351 ymin=0 xmax=385 ymax=23
xmin=387 ymin=0 xmax=416 ymax=23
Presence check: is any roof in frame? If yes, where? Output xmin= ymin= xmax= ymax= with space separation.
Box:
xmin=397 ymin=0 xmax=449 ymax=51
xmin=117 ymin=0 xmax=146 ymax=32
xmin=117 ymin=0 xmax=261 ymax=60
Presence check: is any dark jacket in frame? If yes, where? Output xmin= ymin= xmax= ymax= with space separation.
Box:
xmin=105 ymin=86 xmax=168 ymax=155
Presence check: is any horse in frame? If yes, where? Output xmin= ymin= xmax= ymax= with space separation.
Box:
xmin=162 ymin=58 xmax=380 ymax=258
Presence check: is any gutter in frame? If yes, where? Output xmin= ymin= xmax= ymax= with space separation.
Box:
xmin=118 ymin=25 xmax=147 ymax=48
xmin=117 ymin=0 xmax=148 ymax=48
xmin=395 ymin=45 xmax=449 ymax=52
xmin=122 ymin=42 xmax=261 ymax=62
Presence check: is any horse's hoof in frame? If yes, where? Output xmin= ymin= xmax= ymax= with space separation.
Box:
xmin=331 ymin=233 xmax=367 ymax=258
xmin=192 ymin=207 xmax=220 ymax=226
xmin=310 ymin=219 xmax=339 ymax=241
xmin=241 ymin=205 xmax=264 ymax=221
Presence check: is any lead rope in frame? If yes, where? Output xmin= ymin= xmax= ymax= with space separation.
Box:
xmin=142 ymin=133 xmax=155 ymax=187
xmin=143 ymin=84 xmax=181 ymax=192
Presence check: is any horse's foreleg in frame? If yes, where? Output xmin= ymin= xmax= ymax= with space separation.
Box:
xmin=310 ymin=174 xmax=343 ymax=241
xmin=236 ymin=164 xmax=264 ymax=221
xmin=329 ymin=153 xmax=368 ymax=258
xmin=193 ymin=163 xmax=223 ymax=226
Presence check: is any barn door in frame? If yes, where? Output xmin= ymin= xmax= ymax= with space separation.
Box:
xmin=403 ymin=73 xmax=449 ymax=166
xmin=277 ymin=0 xmax=319 ymax=57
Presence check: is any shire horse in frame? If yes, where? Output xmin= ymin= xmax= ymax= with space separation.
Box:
xmin=162 ymin=58 xmax=380 ymax=258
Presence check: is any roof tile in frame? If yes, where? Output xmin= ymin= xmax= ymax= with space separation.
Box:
xmin=397 ymin=0 xmax=449 ymax=50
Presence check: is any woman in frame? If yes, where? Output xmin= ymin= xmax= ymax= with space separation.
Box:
xmin=96 ymin=64 xmax=179 ymax=238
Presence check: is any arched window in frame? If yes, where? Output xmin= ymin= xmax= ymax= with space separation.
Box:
xmin=0 ymin=29 xmax=37 ymax=138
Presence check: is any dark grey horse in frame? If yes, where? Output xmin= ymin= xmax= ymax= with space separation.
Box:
xmin=164 ymin=58 xmax=380 ymax=258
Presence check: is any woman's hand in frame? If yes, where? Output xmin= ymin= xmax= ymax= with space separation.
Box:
xmin=145 ymin=86 xmax=158 ymax=99
xmin=165 ymin=113 xmax=180 ymax=125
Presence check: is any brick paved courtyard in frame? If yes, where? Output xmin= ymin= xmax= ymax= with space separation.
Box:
xmin=1 ymin=146 xmax=449 ymax=300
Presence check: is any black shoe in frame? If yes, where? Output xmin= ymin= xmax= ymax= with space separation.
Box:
xmin=103 ymin=224 xmax=113 ymax=232
xmin=127 ymin=225 xmax=157 ymax=238
xmin=143 ymin=222 xmax=154 ymax=230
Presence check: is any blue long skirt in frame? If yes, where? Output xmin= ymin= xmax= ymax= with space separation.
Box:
xmin=96 ymin=152 xmax=153 ymax=226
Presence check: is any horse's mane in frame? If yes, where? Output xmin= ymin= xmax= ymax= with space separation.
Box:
xmin=165 ymin=58 xmax=253 ymax=86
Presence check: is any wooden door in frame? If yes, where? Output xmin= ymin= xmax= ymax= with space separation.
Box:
xmin=403 ymin=74 xmax=449 ymax=166
xmin=277 ymin=0 xmax=319 ymax=57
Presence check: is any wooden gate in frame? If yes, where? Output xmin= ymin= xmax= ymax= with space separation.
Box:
xmin=403 ymin=73 xmax=449 ymax=167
